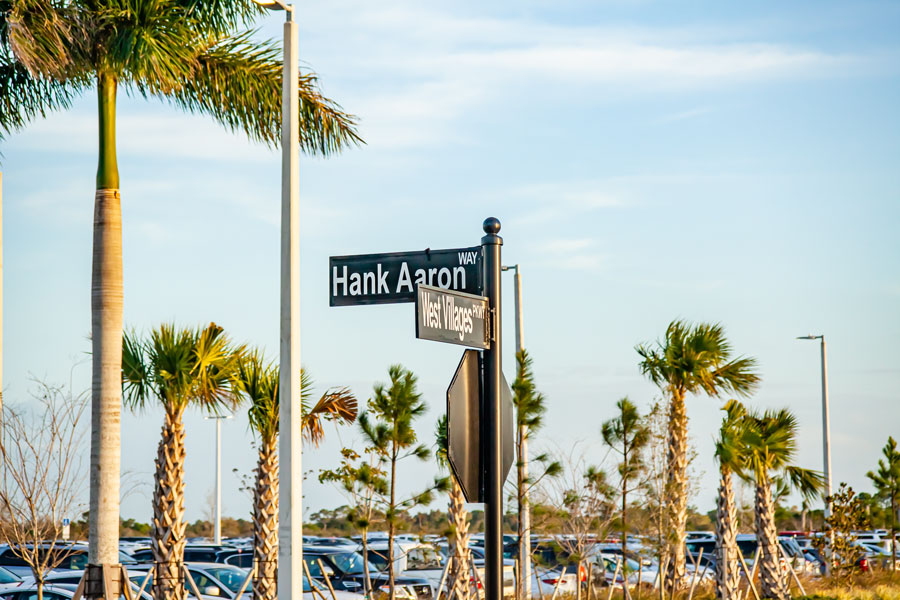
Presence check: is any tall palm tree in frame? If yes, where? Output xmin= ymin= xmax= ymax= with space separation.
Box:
xmin=237 ymin=351 xmax=357 ymax=600
xmin=435 ymin=415 xmax=471 ymax=600
xmin=636 ymin=320 xmax=759 ymax=589
xmin=1 ymin=1 xmax=360 ymax=585
xmin=742 ymin=408 xmax=823 ymax=600
xmin=122 ymin=323 xmax=245 ymax=600
xmin=713 ymin=400 xmax=749 ymax=600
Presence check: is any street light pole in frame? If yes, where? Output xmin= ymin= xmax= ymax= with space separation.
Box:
xmin=798 ymin=334 xmax=833 ymax=573
xmin=253 ymin=2 xmax=301 ymax=599
xmin=205 ymin=414 xmax=233 ymax=545
xmin=502 ymin=264 xmax=529 ymax=600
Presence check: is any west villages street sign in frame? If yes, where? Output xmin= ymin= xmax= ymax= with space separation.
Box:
xmin=416 ymin=285 xmax=490 ymax=350
xmin=329 ymin=247 xmax=482 ymax=306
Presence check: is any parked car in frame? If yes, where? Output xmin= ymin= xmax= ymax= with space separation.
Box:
xmin=129 ymin=563 xmax=252 ymax=600
xmin=302 ymin=546 xmax=425 ymax=600
xmin=0 ymin=544 xmax=137 ymax=578
xmin=129 ymin=545 xmax=236 ymax=564
xmin=16 ymin=570 xmax=153 ymax=600
xmin=0 ymin=567 xmax=22 ymax=595
xmin=0 ymin=583 xmax=84 ymax=600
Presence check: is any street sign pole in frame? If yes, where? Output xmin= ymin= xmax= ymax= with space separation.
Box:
xmin=481 ymin=217 xmax=503 ymax=600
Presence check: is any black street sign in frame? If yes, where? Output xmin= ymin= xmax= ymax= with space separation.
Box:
xmin=329 ymin=247 xmax=482 ymax=306
xmin=447 ymin=350 xmax=481 ymax=503
xmin=446 ymin=349 xmax=515 ymax=503
xmin=416 ymin=285 xmax=490 ymax=350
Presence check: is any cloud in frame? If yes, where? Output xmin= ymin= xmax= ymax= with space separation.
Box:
xmin=534 ymin=237 xmax=607 ymax=271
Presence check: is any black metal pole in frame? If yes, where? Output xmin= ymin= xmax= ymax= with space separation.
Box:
xmin=481 ymin=217 xmax=503 ymax=600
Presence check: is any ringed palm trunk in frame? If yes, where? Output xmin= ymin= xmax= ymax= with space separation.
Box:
xmin=88 ymin=72 xmax=122 ymax=587
xmin=152 ymin=406 xmax=187 ymax=600
xmin=714 ymin=465 xmax=739 ymax=600
xmin=754 ymin=477 xmax=787 ymax=600
xmin=664 ymin=389 xmax=688 ymax=589
xmin=448 ymin=479 xmax=471 ymax=600
xmin=254 ymin=436 xmax=278 ymax=600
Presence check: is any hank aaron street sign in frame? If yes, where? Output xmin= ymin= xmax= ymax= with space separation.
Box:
xmin=416 ymin=285 xmax=490 ymax=350
xmin=329 ymin=247 xmax=482 ymax=306
xmin=446 ymin=350 xmax=514 ymax=503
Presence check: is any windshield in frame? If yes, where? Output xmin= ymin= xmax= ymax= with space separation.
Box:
xmin=0 ymin=567 xmax=19 ymax=584
xmin=407 ymin=547 xmax=443 ymax=570
xmin=202 ymin=567 xmax=248 ymax=594
xmin=330 ymin=552 xmax=375 ymax=575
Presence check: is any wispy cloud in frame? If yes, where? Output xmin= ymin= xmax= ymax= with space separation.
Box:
xmin=300 ymin=2 xmax=864 ymax=150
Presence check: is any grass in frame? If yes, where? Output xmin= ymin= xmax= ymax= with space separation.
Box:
xmin=552 ymin=571 xmax=900 ymax=600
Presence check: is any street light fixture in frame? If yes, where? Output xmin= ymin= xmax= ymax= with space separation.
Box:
xmin=255 ymin=2 xmax=301 ymax=600
xmin=797 ymin=333 xmax=833 ymax=572
xmin=204 ymin=414 xmax=233 ymax=545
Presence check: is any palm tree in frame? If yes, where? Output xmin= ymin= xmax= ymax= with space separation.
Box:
xmin=713 ymin=400 xmax=749 ymax=600
xmin=436 ymin=415 xmax=471 ymax=600
xmin=601 ymin=397 xmax=650 ymax=563
xmin=359 ymin=365 xmax=447 ymax=600
xmin=236 ymin=350 xmax=357 ymax=600
xmin=122 ymin=323 xmax=245 ymax=600
xmin=2 ymin=1 xmax=360 ymax=584
xmin=742 ymin=408 xmax=823 ymax=600
xmin=867 ymin=437 xmax=900 ymax=572
xmin=636 ymin=320 xmax=759 ymax=588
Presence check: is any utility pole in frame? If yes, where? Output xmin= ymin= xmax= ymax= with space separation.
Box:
xmin=797 ymin=334 xmax=833 ymax=574
xmin=503 ymin=264 xmax=528 ymax=600
xmin=482 ymin=218 xmax=503 ymax=600
xmin=205 ymin=414 xmax=233 ymax=544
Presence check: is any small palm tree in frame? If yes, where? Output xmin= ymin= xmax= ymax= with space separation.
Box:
xmin=601 ymin=397 xmax=650 ymax=563
xmin=122 ymin=323 xmax=245 ymax=600
xmin=359 ymin=365 xmax=447 ymax=600
xmin=713 ymin=400 xmax=749 ymax=600
xmin=742 ymin=408 xmax=823 ymax=600
xmin=236 ymin=351 xmax=357 ymax=600
xmin=435 ymin=415 xmax=471 ymax=600
xmin=636 ymin=320 xmax=759 ymax=588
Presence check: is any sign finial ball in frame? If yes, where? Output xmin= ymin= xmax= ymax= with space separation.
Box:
xmin=483 ymin=217 xmax=501 ymax=234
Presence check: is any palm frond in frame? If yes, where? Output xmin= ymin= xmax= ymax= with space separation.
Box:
xmin=122 ymin=328 xmax=151 ymax=410
xmin=6 ymin=0 xmax=83 ymax=78
xmin=302 ymin=387 xmax=358 ymax=447
xmin=783 ymin=465 xmax=825 ymax=501
xmin=0 ymin=56 xmax=83 ymax=139
xmin=237 ymin=349 xmax=279 ymax=443
xmin=155 ymin=31 xmax=362 ymax=153
xmin=100 ymin=1 xmax=198 ymax=91
xmin=176 ymin=0 xmax=263 ymax=37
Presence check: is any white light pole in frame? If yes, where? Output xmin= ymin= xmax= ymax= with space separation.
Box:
xmin=205 ymin=414 xmax=233 ymax=545
xmin=502 ymin=264 xmax=528 ymax=599
xmin=798 ymin=334 xmax=833 ymax=573
xmin=253 ymin=2 xmax=301 ymax=600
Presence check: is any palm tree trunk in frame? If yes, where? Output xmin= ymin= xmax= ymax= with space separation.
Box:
xmin=664 ymin=389 xmax=688 ymax=589
xmin=714 ymin=465 xmax=739 ymax=600
xmin=517 ymin=423 xmax=525 ymax=600
xmin=754 ymin=477 xmax=787 ymax=600
xmin=389 ymin=450 xmax=397 ymax=600
xmin=254 ymin=436 xmax=278 ymax=600
xmin=448 ymin=479 xmax=471 ymax=600
xmin=152 ymin=406 xmax=187 ymax=600
xmin=622 ymin=442 xmax=628 ymax=563
xmin=88 ymin=72 xmax=122 ymax=599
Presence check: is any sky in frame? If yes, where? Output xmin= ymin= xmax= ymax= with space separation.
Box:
xmin=2 ymin=0 xmax=899 ymax=526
